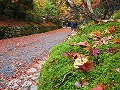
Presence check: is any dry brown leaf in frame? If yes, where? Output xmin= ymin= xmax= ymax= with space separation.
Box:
xmin=78 ymin=41 xmax=90 ymax=47
xmin=72 ymin=52 xmax=82 ymax=59
xmin=49 ymin=60 xmax=56 ymax=65
xmin=113 ymin=38 xmax=120 ymax=43
xmin=83 ymin=46 xmax=91 ymax=51
xmin=111 ymin=38 xmax=120 ymax=44
xmin=66 ymin=52 xmax=74 ymax=59
xmin=77 ymin=62 xmax=94 ymax=72
xmin=91 ymin=30 xmax=101 ymax=38
xmin=111 ymin=68 xmax=120 ymax=73
xmin=74 ymin=78 xmax=88 ymax=88
xmin=70 ymin=42 xmax=77 ymax=46
xmin=91 ymin=83 xmax=104 ymax=90
xmin=106 ymin=26 xmax=115 ymax=34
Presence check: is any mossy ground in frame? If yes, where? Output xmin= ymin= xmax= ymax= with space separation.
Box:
xmin=38 ymin=14 xmax=120 ymax=90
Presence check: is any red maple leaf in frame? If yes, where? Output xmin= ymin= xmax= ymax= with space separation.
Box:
xmin=77 ymin=62 xmax=94 ymax=72
xmin=106 ymin=48 xmax=113 ymax=53
xmin=89 ymin=48 xmax=99 ymax=58
xmin=78 ymin=41 xmax=87 ymax=47
xmin=106 ymin=47 xmax=117 ymax=53
xmin=91 ymin=83 xmax=104 ymax=90
xmin=107 ymin=26 xmax=115 ymax=34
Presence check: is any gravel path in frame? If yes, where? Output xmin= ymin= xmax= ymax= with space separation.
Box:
xmin=0 ymin=28 xmax=71 ymax=90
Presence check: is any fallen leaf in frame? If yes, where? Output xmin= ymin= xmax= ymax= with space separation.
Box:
xmin=106 ymin=26 xmax=115 ymax=34
xmin=70 ymin=42 xmax=77 ymax=46
xmin=107 ymin=35 xmax=113 ymax=40
xmin=66 ymin=52 xmax=82 ymax=60
xmin=83 ymin=46 xmax=91 ymax=51
xmin=99 ymin=37 xmax=108 ymax=45
xmin=49 ymin=60 xmax=56 ymax=65
xmin=74 ymin=78 xmax=88 ymax=88
xmin=111 ymin=38 xmax=120 ymax=44
xmin=111 ymin=68 xmax=120 ymax=73
xmin=106 ymin=47 xmax=117 ymax=53
xmin=88 ymin=34 xmax=93 ymax=39
xmin=93 ymin=37 xmax=99 ymax=41
xmin=71 ymin=31 xmax=77 ymax=36
xmin=92 ymin=41 xmax=100 ymax=47
xmin=91 ymin=30 xmax=101 ymax=38
xmin=74 ymin=54 xmax=88 ymax=68
xmin=77 ymin=62 xmax=94 ymax=72
xmin=72 ymin=53 xmax=80 ymax=59
xmin=61 ymin=52 xmax=67 ymax=57
xmin=0 ymin=73 xmax=4 ymax=80
xmin=78 ymin=41 xmax=90 ymax=47
xmin=106 ymin=48 xmax=113 ymax=53
xmin=66 ymin=52 xmax=74 ymax=59
xmin=89 ymin=48 xmax=100 ymax=58
xmin=91 ymin=83 xmax=104 ymax=90
xmin=74 ymin=80 xmax=82 ymax=88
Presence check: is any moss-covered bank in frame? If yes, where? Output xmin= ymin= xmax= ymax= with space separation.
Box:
xmin=38 ymin=21 xmax=120 ymax=90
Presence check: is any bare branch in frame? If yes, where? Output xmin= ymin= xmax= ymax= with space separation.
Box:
xmin=52 ymin=70 xmax=74 ymax=89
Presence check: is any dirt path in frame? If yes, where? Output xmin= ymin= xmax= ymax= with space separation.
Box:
xmin=0 ymin=28 xmax=71 ymax=90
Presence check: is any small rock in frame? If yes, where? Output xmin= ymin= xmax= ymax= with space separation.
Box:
xmin=34 ymin=64 xmax=42 ymax=69
xmin=31 ymin=76 xmax=39 ymax=81
xmin=35 ymin=73 xmax=40 ymax=77
xmin=30 ymin=85 xmax=37 ymax=90
xmin=22 ymin=81 xmax=32 ymax=88
xmin=11 ymin=82 xmax=19 ymax=89
xmin=20 ymin=75 xmax=24 ymax=80
xmin=7 ymin=79 xmax=21 ymax=89
xmin=28 ymin=68 xmax=37 ymax=74
xmin=8 ymin=79 xmax=21 ymax=86
xmin=31 ymin=72 xmax=40 ymax=81
xmin=26 ymin=75 xmax=33 ymax=79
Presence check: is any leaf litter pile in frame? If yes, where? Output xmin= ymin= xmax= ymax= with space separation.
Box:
xmin=39 ymin=24 xmax=120 ymax=90
xmin=0 ymin=36 xmax=48 ymax=90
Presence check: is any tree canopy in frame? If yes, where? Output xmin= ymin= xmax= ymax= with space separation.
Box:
xmin=0 ymin=0 xmax=120 ymax=24
xmin=0 ymin=0 xmax=34 ymax=19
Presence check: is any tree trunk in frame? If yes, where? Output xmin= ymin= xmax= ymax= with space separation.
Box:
xmin=84 ymin=0 xmax=94 ymax=14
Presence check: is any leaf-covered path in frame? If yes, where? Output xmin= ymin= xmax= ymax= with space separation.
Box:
xmin=0 ymin=28 xmax=71 ymax=90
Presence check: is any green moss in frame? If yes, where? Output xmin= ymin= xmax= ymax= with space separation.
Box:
xmin=38 ymin=20 xmax=120 ymax=90
xmin=111 ymin=10 xmax=120 ymax=19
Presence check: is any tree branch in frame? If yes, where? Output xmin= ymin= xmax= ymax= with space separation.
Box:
xmin=52 ymin=70 xmax=74 ymax=89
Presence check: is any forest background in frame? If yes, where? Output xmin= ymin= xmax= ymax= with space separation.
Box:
xmin=0 ymin=0 xmax=120 ymax=25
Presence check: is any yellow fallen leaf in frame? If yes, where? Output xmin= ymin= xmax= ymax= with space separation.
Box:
xmin=111 ymin=38 xmax=120 ymax=44
xmin=70 ymin=42 xmax=77 ymax=46
xmin=91 ymin=30 xmax=101 ymax=38
xmin=74 ymin=55 xmax=88 ymax=69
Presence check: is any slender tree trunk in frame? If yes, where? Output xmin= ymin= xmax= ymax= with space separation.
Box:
xmin=84 ymin=0 xmax=94 ymax=14
xmin=63 ymin=0 xmax=99 ymax=23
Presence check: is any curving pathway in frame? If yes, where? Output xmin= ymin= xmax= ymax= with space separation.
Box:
xmin=0 ymin=28 xmax=71 ymax=90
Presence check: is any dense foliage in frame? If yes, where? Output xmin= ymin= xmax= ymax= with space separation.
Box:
xmin=0 ymin=0 xmax=120 ymax=25
xmin=0 ymin=0 xmax=33 ymax=19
